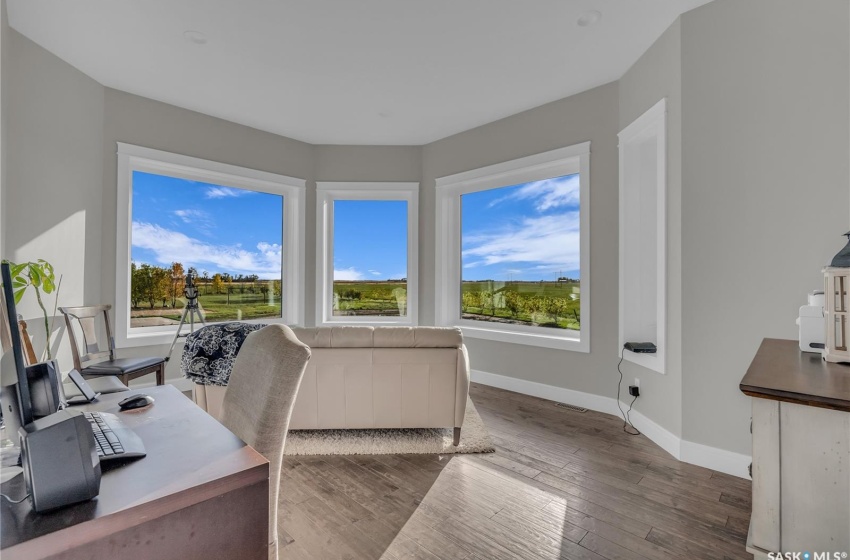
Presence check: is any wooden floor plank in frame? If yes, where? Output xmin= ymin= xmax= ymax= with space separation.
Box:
xmin=277 ymin=383 xmax=751 ymax=560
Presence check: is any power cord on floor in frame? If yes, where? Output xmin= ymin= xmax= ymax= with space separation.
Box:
xmin=617 ymin=350 xmax=641 ymax=436
xmin=1 ymin=492 xmax=30 ymax=504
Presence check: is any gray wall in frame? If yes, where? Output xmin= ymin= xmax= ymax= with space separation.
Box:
xmin=618 ymin=20 xmax=683 ymax=436
xmin=5 ymin=28 xmax=104 ymax=367
xmin=1 ymin=0 xmax=7 ymax=258
xmin=422 ymin=82 xmax=622 ymax=398
xmin=680 ymin=0 xmax=849 ymax=453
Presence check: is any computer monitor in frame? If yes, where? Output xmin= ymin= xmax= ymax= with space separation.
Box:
xmin=1 ymin=261 xmax=36 ymax=435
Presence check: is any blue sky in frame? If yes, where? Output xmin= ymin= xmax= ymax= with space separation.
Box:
xmin=131 ymin=171 xmax=284 ymax=278
xmin=333 ymin=200 xmax=408 ymax=281
xmin=131 ymin=171 xmax=579 ymax=283
xmin=462 ymin=174 xmax=580 ymax=281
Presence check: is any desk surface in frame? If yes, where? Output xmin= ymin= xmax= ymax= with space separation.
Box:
xmin=740 ymin=338 xmax=850 ymax=411
xmin=0 ymin=385 xmax=268 ymax=557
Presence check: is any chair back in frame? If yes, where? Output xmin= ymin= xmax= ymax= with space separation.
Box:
xmin=220 ymin=324 xmax=311 ymax=560
xmin=59 ymin=305 xmax=115 ymax=371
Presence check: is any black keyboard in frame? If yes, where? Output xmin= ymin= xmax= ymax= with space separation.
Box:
xmin=84 ymin=411 xmax=146 ymax=462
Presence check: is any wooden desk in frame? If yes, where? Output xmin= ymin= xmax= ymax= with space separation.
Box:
xmin=0 ymin=385 xmax=269 ymax=560
xmin=740 ymin=339 xmax=850 ymax=558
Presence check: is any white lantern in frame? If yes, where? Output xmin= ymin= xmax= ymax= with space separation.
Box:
xmin=824 ymin=266 xmax=850 ymax=363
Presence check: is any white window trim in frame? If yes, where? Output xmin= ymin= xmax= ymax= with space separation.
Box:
xmin=618 ymin=99 xmax=667 ymax=373
xmin=315 ymin=182 xmax=419 ymax=326
xmin=115 ymin=142 xmax=306 ymax=348
xmin=435 ymin=142 xmax=591 ymax=352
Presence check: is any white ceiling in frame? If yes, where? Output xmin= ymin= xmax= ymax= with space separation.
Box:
xmin=7 ymin=0 xmax=711 ymax=145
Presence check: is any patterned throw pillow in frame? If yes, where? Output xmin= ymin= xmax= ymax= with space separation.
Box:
xmin=181 ymin=322 xmax=267 ymax=386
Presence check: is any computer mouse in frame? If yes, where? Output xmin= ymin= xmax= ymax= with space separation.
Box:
xmin=118 ymin=394 xmax=155 ymax=411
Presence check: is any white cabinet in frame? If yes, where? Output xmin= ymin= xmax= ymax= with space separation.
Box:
xmin=748 ymin=398 xmax=850 ymax=557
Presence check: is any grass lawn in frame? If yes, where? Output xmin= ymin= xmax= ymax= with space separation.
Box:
xmin=130 ymin=290 xmax=281 ymax=324
xmin=461 ymin=281 xmax=580 ymax=330
xmin=131 ymin=280 xmax=579 ymax=330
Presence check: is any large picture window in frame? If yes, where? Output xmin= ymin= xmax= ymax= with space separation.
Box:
xmin=436 ymin=143 xmax=590 ymax=351
xmin=316 ymin=182 xmax=419 ymax=326
xmin=116 ymin=144 xmax=305 ymax=347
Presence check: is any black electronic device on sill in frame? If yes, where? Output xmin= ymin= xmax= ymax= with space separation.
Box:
xmin=624 ymin=342 xmax=657 ymax=354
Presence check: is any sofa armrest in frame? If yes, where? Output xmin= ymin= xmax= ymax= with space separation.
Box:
xmin=455 ymin=345 xmax=471 ymax=428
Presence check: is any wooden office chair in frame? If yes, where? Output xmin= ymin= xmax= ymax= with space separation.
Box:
xmin=59 ymin=304 xmax=165 ymax=386
xmin=219 ymin=324 xmax=311 ymax=560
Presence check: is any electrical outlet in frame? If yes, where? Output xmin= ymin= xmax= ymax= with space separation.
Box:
xmin=634 ymin=378 xmax=640 ymax=388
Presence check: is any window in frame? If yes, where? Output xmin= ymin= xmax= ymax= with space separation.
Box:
xmin=116 ymin=143 xmax=305 ymax=347
xmin=619 ymin=98 xmax=666 ymax=373
xmin=316 ymin=182 xmax=419 ymax=326
xmin=435 ymin=143 xmax=590 ymax=351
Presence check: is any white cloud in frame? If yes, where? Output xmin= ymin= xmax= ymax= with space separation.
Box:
xmin=172 ymin=209 xmax=215 ymax=233
xmin=488 ymin=175 xmax=579 ymax=212
xmin=204 ymin=186 xmax=252 ymax=199
xmin=132 ymin=222 xmax=281 ymax=277
xmin=334 ymin=267 xmax=364 ymax=281
xmin=173 ymin=209 xmax=204 ymax=223
xmin=462 ymin=212 xmax=580 ymax=272
xmin=368 ymin=270 xmax=382 ymax=276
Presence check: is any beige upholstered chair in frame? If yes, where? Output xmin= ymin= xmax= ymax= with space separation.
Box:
xmin=219 ymin=324 xmax=311 ymax=560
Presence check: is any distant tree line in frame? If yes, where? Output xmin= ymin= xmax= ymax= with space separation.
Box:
xmin=131 ymin=262 xmax=185 ymax=309
xmin=130 ymin=262 xmax=281 ymax=309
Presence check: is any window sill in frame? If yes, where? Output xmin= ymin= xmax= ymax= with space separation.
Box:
xmin=622 ymin=348 xmax=665 ymax=374
xmin=457 ymin=322 xmax=589 ymax=352
xmin=118 ymin=317 xmax=287 ymax=349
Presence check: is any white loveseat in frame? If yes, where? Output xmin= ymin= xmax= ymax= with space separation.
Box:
xmin=191 ymin=325 xmax=470 ymax=445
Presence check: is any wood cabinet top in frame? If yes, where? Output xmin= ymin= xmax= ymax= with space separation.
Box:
xmin=1 ymin=384 xmax=268 ymax=554
xmin=740 ymin=338 xmax=850 ymax=412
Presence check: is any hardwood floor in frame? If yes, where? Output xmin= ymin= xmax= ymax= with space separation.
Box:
xmin=279 ymin=383 xmax=752 ymax=560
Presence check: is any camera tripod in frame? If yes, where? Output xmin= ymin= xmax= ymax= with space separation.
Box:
xmin=165 ymin=275 xmax=207 ymax=362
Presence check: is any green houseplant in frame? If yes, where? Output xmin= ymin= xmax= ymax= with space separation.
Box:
xmin=3 ymin=259 xmax=61 ymax=361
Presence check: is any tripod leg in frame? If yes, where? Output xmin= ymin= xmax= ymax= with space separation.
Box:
xmin=165 ymin=306 xmax=192 ymax=362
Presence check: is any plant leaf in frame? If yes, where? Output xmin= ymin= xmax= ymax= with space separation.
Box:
xmin=42 ymin=276 xmax=55 ymax=293
xmin=10 ymin=263 xmax=27 ymax=278
xmin=13 ymin=287 xmax=25 ymax=304
xmin=29 ymin=267 xmax=42 ymax=288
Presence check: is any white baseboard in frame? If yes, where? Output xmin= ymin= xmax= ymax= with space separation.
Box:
xmin=471 ymin=369 xmax=621 ymax=416
xmin=627 ymin=408 xmax=681 ymax=459
xmin=470 ymin=369 xmax=750 ymax=479
xmin=130 ymin=377 xmax=194 ymax=392
xmin=680 ymin=439 xmax=752 ymax=479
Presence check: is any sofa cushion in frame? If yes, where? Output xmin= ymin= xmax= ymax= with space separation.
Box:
xmin=184 ymin=324 xmax=465 ymax=386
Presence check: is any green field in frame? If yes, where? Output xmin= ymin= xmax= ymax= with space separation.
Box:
xmin=461 ymin=280 xmax=580 ymax=330
xmin=130 ymin=279 xmax=579 ymax=330
xmin=333 ymin=281 xmax=407 ymax=316
xmin=332 ymin=280 xmax=579 ymax=330
xmin=130 ymin=287 xmax=280 ymax=327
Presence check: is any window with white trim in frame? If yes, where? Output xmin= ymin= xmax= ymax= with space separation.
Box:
xmin=435 ymin=143 xmax=590 ymax=352
xmin=316 ymin=182 xmax=419 ymax=326
xmin=115 ymin=143 xmax=306 ymax=347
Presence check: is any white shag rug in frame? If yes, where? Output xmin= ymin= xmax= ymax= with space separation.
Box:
xmin=284 ymin=398 xmax=494 ymax=455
